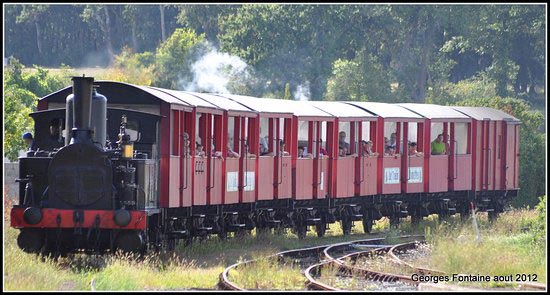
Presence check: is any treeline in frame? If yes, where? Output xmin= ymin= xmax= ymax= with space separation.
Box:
xmin=5 ymin=4 xmax=545 ymax=103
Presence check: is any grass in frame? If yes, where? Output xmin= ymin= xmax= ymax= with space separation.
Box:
xmin=229 ymin=257 xmax=306 ymax=290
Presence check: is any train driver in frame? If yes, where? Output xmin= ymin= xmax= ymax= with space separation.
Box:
xmin=22 ymin=132 xmax=38 ymax=151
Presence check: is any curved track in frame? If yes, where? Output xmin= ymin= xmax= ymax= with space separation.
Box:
xmin=218 ymin=235 xmax=424 ymax=291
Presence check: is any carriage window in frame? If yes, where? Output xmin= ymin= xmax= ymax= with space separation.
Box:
xmin=384 ymin=121 xmax=399 ymax=155
xmin=408 ymin=122 xmax=421 ymax=152
xmin=455 ymin=123 xmax=469 ymax=155
xmin=338 ymin=121 xmax=351 ymax=156
xmin=361 ymin=121 xmax=371 ymax=142
xmin=297 ymin=120 xmax=310 ymax=157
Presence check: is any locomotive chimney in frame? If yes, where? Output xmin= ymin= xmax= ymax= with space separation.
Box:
xmin=69 ymin=76 xmax=94 ymax=144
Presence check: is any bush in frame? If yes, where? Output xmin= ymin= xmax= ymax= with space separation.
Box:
xmin=3 ymin=57 xmax=67 ymax=161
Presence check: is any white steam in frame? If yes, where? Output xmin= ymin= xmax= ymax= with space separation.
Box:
xmin=183 ymin=47 xmax=250 ymax=94
xmin=293 ymin=81 xmax=311 ymax=101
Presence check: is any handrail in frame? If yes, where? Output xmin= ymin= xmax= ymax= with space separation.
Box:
xmin=453 ymin=140 xmax=458 ymax=180
xmin=358 ymin=155 xmax=365 ymax=184
xmin=276 ymin=152 xmax=284 ymax=185
xmin=487 ymin=148 xmax=491 ymax=186
xmin=407 ymin=152 xmax=411 ymax=181
xmin=207 ymin=138 xmax=216 ymax=191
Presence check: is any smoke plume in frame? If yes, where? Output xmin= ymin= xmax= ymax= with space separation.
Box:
xmin=293 ymin=81 xmax=311 ymax=101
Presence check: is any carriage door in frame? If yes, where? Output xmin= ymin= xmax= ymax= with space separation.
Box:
xmin=503 ymin=121 xmax=518 ymax=190
xmin=481 ymin=119 xmax=493 ymax=191
xmin=402 ymin=121 xmax=424 ymax=193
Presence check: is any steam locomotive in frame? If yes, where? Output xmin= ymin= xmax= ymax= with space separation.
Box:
xmin=10 ymin=77 xmax=520 ymax=255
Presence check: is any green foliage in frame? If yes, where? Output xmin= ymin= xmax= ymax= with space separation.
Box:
xmin=325 ymin=51 xmax=393 ymax=102
xmin=103 ymin=47 xmax=155 ymax=85
xmin=455 ymin=96 xmax=545 ymax=207
xmin=152 ymin=28 xmax=207 ymax=89
xmin=3 ymin=57 xmax=67 ymax=161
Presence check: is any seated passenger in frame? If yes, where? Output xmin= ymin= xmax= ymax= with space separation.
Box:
xmin=386 ymin=133 xmax=397 ymax=151
xmin=362 ymin=140 xmax=379 ymax=157
xmin=196 ymin=143 xmax=206 ymax=157
xmin=319 ymin=139 xmax=328 ymax=157
xmin=408 ymin=142 xmax=424 ymax=157
xmin=384 ymin=146 xmax=397 ymax=156
xmin=183 ymin=132 xmax=190 ymax=156
xmin=227 ymin=138 xmax=240 ymax=158
xmin=278 ymin=140 xmax=290 ymax=156
xmin=259 ymin=135 xmax=270 ymax=156
xmin=339 ymin=146 xmax=346 ymax=157
xmin=339 ymin=131 xmax=350 ymax=153
xmin=298 ymin=146 xmax=312 ymax=158
xmin=431 ymin=134 xmax=447 ymax=155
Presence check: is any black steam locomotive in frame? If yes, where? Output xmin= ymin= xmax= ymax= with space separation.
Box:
xmin=12 ymin=77 xmax=150 ymax=255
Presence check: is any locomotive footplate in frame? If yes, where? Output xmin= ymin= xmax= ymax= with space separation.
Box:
xmin=11 ymin=207 xmax=147 ymax=230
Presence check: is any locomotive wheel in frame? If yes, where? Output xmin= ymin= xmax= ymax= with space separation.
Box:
xmin=315 ymin=222 xmax=326 ymax=237
xmin=341 ymin=217 xmax=352 ymax=235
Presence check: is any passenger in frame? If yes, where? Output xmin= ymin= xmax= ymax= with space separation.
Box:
xmin=384 ymin=146 xmax=396 ymax=156
xmin=195 ymin=142 xmax=205 ymax=157
xmin=319 ymin=139 xmax=328 ymax=157
xmin=362 ymin=140 xmax=379 ymax=157
xmin=408 ymin=142 xmax=424 ymax=157
xmin=386 ymin=133 xmax=397 ymax=150
xmin=259 ymin=128 xmax=270 ymax=156
xmin=339 ymin=131 xmax=350 ymax=153
xmin=278 ymin=140 xmax=290 ymax=156
xmin=298 ymin=146 xmax=312 ymax=158
xmin=182 ymin=132 xmax=190 ymax=156
xmin=227 ymin=137 xmax=240 ymax=158
xmin=339 ymin=146 xmax=346 ymax=157
xmin=22 ymin=132 xmax=38 ymax=151
xmin=431 ymin=134 xmax=447 ymax=155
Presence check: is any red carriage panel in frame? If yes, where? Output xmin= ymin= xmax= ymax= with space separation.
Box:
xmin=168 ymin=157 xmax=181 ymax=207
xmin=335 ymin=157 xmax=355 ymax=198
xmin=382 ymin=156 xmax=401 ymax=194
xmin=494 ymin=121 xmax=503 ymax=191
xmin=428 ymin=155 xmax=449 ymax=192
xmin=295 ymin=158 xmax=314 ymax=200
xmin=358 ymin=156 xmax=377 ymax=196
xmin=453 ymin=154 xmax=472 ymax=191
xmin=209 ymin=157 xmax=223 ymax=205
xmin=225 ymin=158 xmax=240 ymax=204
xmin=193 ymin=157 xmax=207 ymax=206
xmin=514 ymin=125 xmax=520 ymax=189
xmin=258 ymin=157 xmax=275 ymax=200
xmin=405 ymin=155 xmax=424 ymax=193
xmin=277 ymin=156 xmax=292 ymax=199
xmin=316 ymin=157 xmax=329 ymax=199
xmin=242 ymin=158 xmax=257 ymax=203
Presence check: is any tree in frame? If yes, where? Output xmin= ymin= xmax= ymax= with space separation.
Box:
xmin=82 ymin=5 xmax=115 ymax=63
xmin=16 ymin=5 xmax=49 ymax=57
xmin=152 ymin=28 xmax=207 ymax=89
xmin=177 ymin=4 xmax=241 ymax=46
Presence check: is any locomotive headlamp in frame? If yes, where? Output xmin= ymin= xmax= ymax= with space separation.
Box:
xmin=114 ymin=209 xmax=132 ymax=227
xmin=23 ymin=207 xmax=42 ymax=225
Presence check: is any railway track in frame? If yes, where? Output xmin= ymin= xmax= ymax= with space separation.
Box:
xmin=218 ymin=235 xmax=423 ymax=291
xmin=219 ymin=237 xmax=546 ymax=291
